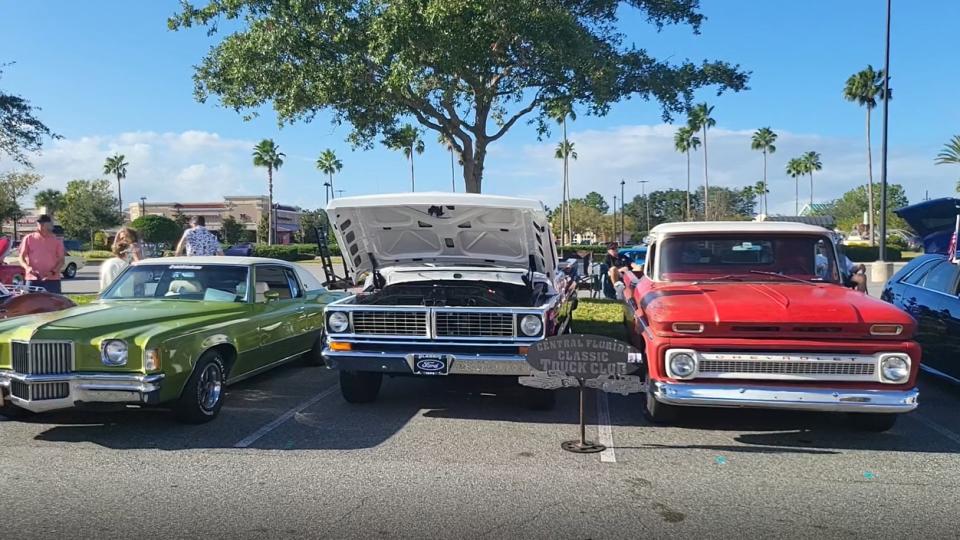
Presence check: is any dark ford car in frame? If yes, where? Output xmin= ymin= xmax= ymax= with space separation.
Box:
xmin=882 ymin=198 xmax=960 ymax=383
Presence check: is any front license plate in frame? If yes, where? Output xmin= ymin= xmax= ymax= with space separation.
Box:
xmin=412 ymin=354 xmax=451 ymax=376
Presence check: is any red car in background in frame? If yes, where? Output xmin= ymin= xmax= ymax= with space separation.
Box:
xmin=0 ymin=237 xmax=25 ymax=285
xmin=621 ymin=222 xmax=920 ymax=432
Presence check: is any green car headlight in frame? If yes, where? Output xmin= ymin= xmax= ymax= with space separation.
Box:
xmin=101 ymin=339 xmax=128 ymax=366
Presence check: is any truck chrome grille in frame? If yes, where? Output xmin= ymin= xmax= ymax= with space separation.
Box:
xmin=11 ymin=341 xmax=74 ymax=375
xmin=351 ymin=311 xmax=428 ymax=336
xmin=10 ymin=380 xmax=70 ymax=401
xmin=690 ymin=351 xmax=879 ymax=382
xmin=435 ymin=312 xmax=514 ymax=338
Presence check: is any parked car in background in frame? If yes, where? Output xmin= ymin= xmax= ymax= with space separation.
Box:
xmin=881 ymin=198 xmax=960 ymax=384
xmin=621 ymin=222 xmax=920 ymax=431
xmin=321 ymin=193 xmax=577 ymax=408
xmin=4 ymin=245 xmax=86 ymax=279
xmin=225 ymin=242 xmax=255 ymax=256
xmin=0 ymin=256 xmax=345 ymax=422
xmin=619 ymin=245 xmax=648 ymax=267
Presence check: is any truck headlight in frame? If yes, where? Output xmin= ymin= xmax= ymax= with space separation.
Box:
xmin=668 ymin=352 xmax=697 ymax=379
xmin=327 ymin=312 xmax=350 ymax=333
xmin=101 ymin=339 xmax=128 ymax=366
xmin=519 ymin=315 xmax=543 ymax=337
xmin=880 ymin=355 xmax=910 ymax=383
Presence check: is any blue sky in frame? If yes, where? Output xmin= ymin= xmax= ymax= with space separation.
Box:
xmin=2 ymin=0 xmax=958 ymax=215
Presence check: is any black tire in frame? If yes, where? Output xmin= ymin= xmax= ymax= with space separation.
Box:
xmin=63 ymin=263 xmax=77 ymax=279
xmin=174 ymin=351 xmax=227 ymax=424
xmin=339 ymin=370 xmax=382 ymax=404
xmin=642 ymin=390 xmax=681 ymax=424
xmin=522 ymin=387 xmax=556 ymax=411
xmin=302 ymin=333 xmax=326 ymax=366
xmin=847 ymin=413 xmax=898 ymax=432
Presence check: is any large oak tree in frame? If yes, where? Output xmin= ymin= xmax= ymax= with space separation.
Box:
xmin=170 ymin=0 xmax=748 ymax=193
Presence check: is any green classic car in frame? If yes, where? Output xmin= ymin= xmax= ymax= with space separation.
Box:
xmin=0 ymin=256 xmax=345 ymax=423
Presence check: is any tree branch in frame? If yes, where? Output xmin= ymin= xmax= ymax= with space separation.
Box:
xmin=488 ymin=96 xmax=543 ymax=142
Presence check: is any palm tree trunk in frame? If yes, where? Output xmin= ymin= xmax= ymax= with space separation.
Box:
xmin=795 ymin=178 xmax=799 ymax=215
xmin=116 ymin=173 xmax=123 ymax=218
xmin=268 ymin=167 xmax=274 ymax=245
xmin=762 ymin=150 xmax=768 ymax=215
xmin=329 ymin=172 xmax=335 ymax=199
xmin=702 ymin=126 xmax=710 ymax=220
xmin=809 ymin=173 xmax=814 ymax=208
xmin=685 ymin=150 xmax=691 ymax=221
xmin=409 ymin=153 xmax=416 ymax=192
xmin=866 ymin=108 xmax=875 ymax=246
xmin=562 ymin=117 xmax=569 ymax=245
xmin=450 ymin=149 xmax=455 ymax=192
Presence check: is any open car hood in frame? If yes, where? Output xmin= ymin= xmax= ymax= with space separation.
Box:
xmin=895 ymin=198 xmax=960 ymax=254
xmin=325 ymin=193 xmax=557 ymax=277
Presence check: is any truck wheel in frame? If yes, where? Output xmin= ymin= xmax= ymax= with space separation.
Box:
xmin=847 ymin=413 xmax=898 ymax=432
xmin=340 ymin=370 xmax=382 ymax=403
xmin=522 ymin=387 xmax=556 ymax=410
xmin=63 ymin=263 xmax=77 ymax=279
xmin=174 ymin=351 xmax=226 ymax=424
xmin=643 ymin=391 xmax=680 ymax=424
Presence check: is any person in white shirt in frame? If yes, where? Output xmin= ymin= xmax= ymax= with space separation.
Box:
xmin=99 ymin=228 xmax=142 ymax=291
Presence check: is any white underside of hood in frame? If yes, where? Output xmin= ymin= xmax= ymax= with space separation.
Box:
xmin=376 ymin=266 xmax=536 ymax=287
xmin=326 ymin=193 xmax=557 ymax=277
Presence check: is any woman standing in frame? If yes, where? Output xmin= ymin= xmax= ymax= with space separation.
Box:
xmin=99 ymin=228 xmax=143 ymax=291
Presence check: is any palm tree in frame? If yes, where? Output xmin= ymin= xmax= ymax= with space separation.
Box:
xmin=383 ymin=125 xmax=425 ymax=191
xmin=750 ymin=127 xmax=778 ymax=216
xmin=688 ymin=103 xmax=716 ymax=220
xmin=786 ymin=158 xmax=805 ymax=215
xmin=844 ymin=65 xmax=891 ymax=246
xmin=547 ymin=99 xmax=577 ymax=244
xmin=252 ymin=139 xmax=285 ymax=245
xmin=674 ymin=126 xmax=701 ymax=220
xmin=103 ymin=154 xmax=129 ymax=215
xmin=437 ymin=133 xmax=460 ymax=192
xmin=34 ymin=189 xmax=64 ymax=218
xmin=315 ymin=149 xmax=343 ymax=204
xmin=801 ymin=151 xmax=822 ymax=209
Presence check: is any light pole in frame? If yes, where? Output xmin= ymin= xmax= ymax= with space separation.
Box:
xmin=323 ymin=182 xmax=332 ymax=204
xmin=139 ymin=197 xmax=146 ymax=218
xmin=878 ymin=0 xmax=892 ymax=262
xmin=613 ymin=195 xmax=618 ymax=244
xmin=336 ymin=189 xmax=345 ymax=198
xmin=620 ymin=179 xmax=626 ymax=244
xmin=637 ymin=180 xmax=650 ymax=233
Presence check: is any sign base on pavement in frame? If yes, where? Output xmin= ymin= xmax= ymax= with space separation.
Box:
xmin=560 ymin=440 xmax=606 ymax=454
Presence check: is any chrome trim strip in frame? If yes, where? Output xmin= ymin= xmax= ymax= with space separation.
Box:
xmin=0 ymin=370 xmax=165 ymax=413
xmin=322 ymin=349 xmax=533 ymax=376
xmin=652 ymin=381 xmax=919 ymax=413
xmin=226 ymin=349 xmax=311 ymax=385
xmin=920 ymin=365 xmax=960 ymax=385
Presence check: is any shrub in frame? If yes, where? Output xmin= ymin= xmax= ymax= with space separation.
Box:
xmin=252 ymin=244 xmax=316 ymax=261
xmin=130 ymin=215 xmax=182 ymax=246
xmin=843 ymin=245 xmax=903 ymax=262
xmin=92 ymin=231 xmax=109 ymax=250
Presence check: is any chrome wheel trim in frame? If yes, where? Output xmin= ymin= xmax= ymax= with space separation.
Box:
xmin=198 ymin=361 xmax=223 ymax=413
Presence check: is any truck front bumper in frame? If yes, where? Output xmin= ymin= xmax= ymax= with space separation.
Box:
xmin=322 ymin=349 xmax=534 ymax=376
xmin=652 ymin=381 xmax=919 ymax=413
xmin=0 ymin=371 xmax=164 ymax=413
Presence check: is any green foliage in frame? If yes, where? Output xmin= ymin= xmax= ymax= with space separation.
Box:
xmin=34 ymin=188 xmax=65 ymax=216
xmin=169 ymin=0 xmax=748 ymax=193
xmin=220 ymin=214 xmax=246 ymax=245
xmin=58 ymin=179 xmax=122 ymax=242
xmin=298 ymin=209 xmax=330 ymax=244
xmin=66 ymin=294 xmax=96 ymax=305
xmin=80 ymin=250 xmax=112 ymax=260
xmin=624 ymin=187 xmax=755 ymax=229
xmin=0 ymin=170 xmax=40 ymax=226
xmin=130 ymin=214 xmax=182 ymax=246
xmin=252 ymin=139 xmax=284 ymax=171
xmin=0 ymin=66 xmax=60 ymax=167
xmin=816 ymin=184 xmax=910 ymax=233
xmin=171 ymin=208 xmax=190 ymax=232
xmin=935 ymin=136 xmax=960 ymax=183
xmin=573 ymin=299 xmax=627 ymax=340
xmin=577 ymin=192 xmax=609 ymax=214
xmin=843 ymin=245 xmax=902 ymax=262
xmin=251 ymin=243 xmax=323 ymax=261
xmin=92 ymin=231 xmax=109 ymax=250
xmin=560 ymin=245 xmax=608 ymax=254
xmin=843 ymin=65 xmax=891 ymax=110
xmin=257 ymin=213 xmax=269 ymax=244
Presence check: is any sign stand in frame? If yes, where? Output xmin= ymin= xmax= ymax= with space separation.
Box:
xmin=560 ymin=379 xmax=605 ymax=454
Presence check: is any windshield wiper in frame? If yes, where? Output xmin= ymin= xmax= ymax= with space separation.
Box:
xmin=748 ymin=270 xmax=816 ymax=286
xmin=693 ymin=274 xmax=749 ymax=283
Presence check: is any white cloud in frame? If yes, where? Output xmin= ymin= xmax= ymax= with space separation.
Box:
xmin=504 ymin=123 xmax=956 ymax=214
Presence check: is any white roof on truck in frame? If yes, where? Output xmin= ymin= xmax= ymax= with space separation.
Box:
xmin=650 ymin=221 xmax=832 ymax=236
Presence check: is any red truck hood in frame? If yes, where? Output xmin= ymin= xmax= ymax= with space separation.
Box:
xmin=641 ymin=282 xmax=915 ymax=338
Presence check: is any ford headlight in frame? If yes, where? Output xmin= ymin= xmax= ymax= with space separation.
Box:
xmin=880 ymin=355 xmax=910 ymax=383
xmin=519 ymin=315 xmax=543 ymax=337
xmin=327 ymin=312 xmax=350 ymax=333
xmin=101 ymin=339 xmax=128 ymax=366
xmin=668 ymin=352 xmax=697 ymax=379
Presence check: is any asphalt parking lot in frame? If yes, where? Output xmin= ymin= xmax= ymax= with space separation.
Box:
xmin=2 ymin=355 xmax=959 ymax=538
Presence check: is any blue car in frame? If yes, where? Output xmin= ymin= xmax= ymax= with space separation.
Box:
xmin=618 ymin=245 xmax=647 ymax=267
xmin=881 ymin=198 xmax=960 ymax=383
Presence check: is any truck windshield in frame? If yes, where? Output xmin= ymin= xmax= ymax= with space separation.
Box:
xmin=658 ymin=234 xmax=842 ymax=284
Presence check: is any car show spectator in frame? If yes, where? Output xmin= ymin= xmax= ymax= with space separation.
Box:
xmin=99 ymin=227 xmax=143 ymax=291
xmin=17 ymin=215 xmax=65 ymax=294
xmin=175 ymin=215 xmax=223 ymax=257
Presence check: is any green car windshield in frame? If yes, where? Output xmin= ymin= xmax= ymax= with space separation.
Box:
xmin=103 ymin=264 xmax=250 ymax=302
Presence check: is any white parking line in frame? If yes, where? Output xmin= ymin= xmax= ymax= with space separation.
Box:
xmin=596 ymin=391 xmax=616 ymax=463
xmin=912 ymin=412 xmax=960 ymax=447
xmin=234 ymin=384 xmax=340 ymax=448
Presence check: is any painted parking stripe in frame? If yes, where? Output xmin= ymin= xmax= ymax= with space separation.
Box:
xmin=912 ymin=413 xmax=960 ymax=447
xmin=234 ymin=384 xmax=340 ymax=448
xmin=597 ymin=391 xmax=616 ymax=463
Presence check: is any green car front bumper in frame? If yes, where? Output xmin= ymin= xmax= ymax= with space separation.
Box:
xmin=0 ymin=371 xmax=164 ymax=413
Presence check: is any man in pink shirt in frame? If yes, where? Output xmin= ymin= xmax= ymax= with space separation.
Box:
xmin=18 ymin=215 xmax=65 ymax=294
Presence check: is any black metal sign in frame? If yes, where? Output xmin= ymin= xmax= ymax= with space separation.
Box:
xmin=518 ymin=334 xmax=645 ymax=454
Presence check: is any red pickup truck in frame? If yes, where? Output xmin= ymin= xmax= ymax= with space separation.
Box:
xmin=621 ymin=222 xmax=919 ymax=432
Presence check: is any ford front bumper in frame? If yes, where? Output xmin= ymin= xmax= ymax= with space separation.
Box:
xmin=0 ymin=371 xmax=164 ymax=413
xmin=652 ymin=381 xmax=919 ymax=413
xmin=322 ymin=349 xmax=535 ymax=376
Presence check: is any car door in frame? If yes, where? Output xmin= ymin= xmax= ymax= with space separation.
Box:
xmin=907 ymin=260 xmax=960 ymax=374
xmin=237 ymin=264 xmax=300 ymax=375
xmin=282 ymin=265 xmax=321 ymax=353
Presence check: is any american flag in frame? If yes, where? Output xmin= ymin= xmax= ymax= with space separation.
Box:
xmin=950 ymin=215 xmax=960 ymax=264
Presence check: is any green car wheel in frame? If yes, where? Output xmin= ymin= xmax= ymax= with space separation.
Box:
xmin=175 ymin=351 xmax=227 ymax=424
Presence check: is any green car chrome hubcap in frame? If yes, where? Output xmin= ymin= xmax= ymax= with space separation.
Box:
xmin=198 ymin=362 xmax=223 ymax=412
